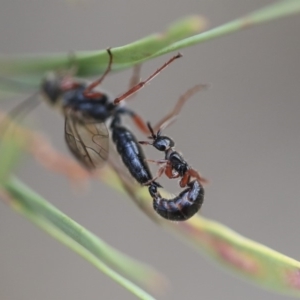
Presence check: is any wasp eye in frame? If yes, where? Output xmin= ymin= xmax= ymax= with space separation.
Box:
xmin=41 ymin=73 xmax=63 ymax=104
xmin=153 ymin=137 xmax=171 ymax=151
xmin=158 ymin=144 xmax=167 ymax=151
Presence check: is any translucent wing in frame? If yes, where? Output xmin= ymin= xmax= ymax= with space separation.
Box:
xmin=64 ymin=113 xmax=109 ymax=170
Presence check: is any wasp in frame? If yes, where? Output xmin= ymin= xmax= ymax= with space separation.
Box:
xmin=2 ymin=50 xmax=182 ymax=187
xmin=139 ymin=85 xmax=208 ymax=220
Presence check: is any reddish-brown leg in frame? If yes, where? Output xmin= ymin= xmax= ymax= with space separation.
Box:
xmin=152 ymin=84 xmax=208 ymax=132
xmin=124 ymin=64 xmax=152 ymax=134
xmin=165 ymin=163 xmax=180 ymax=179
xmin=144 ymin=159 xmax=168 ymax=165
xmin=129 ymin=112 xmax=150 ymax=135
xmin=83 ymin=48 xmax=113 ymax=98
xmin=188 ymin=168 xmax=209 ymax=185
xmin=113 ymin=53 xmax=182 ymax=105
xmin=143 ymin=164 xmax=167 ymax=186
xmin=139 ymin=140 xmax=152 ymax=146
xmin=179 ymin=172 xmax=191 ymax=188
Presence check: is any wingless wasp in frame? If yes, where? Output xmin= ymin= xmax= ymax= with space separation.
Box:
xmin=139 ymin=85 xmax=208 ymax=221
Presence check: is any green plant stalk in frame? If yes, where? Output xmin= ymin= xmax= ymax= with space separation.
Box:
xmin=4 ymin=188 xmax=156 ymax=300
xmin=0 ymin=15 xmax=205 ymax=79
xmin=2 ymin=177 xmax=164 ymax=293
xmin=154 ymin=0 xmax=300 ymax=56
xmin=0 ymin=0 xmax=299 ymax=82
xmin=165 ymin=215 xmax=300 ymax=297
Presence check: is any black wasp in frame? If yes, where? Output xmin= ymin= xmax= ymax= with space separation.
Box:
xmin=41 ymin=49 xmax=182 ymax=173
xmin=139 ymin=85 xmax=208 ymax=221
xmin=4 ymin=49 xmax=182 ymax=188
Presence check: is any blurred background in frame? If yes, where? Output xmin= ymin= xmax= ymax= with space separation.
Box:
xmin=0 ymin=0 xmax=300 ymax=299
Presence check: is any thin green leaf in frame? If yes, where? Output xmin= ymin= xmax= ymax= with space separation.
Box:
xmin=167 ymin=216 xmax=300 ymax=297
xmin=0 ymin=0 xmax=299 ymax=83
xmin=1 ymin=176 xmax=165 ymax=296
xmin=154 ymin=0 xmax=300 ymax=56
xmin=0 ymin=15 xmax=205 ymax=79
xmin=2 ymin=183 xmax=156 ymax=300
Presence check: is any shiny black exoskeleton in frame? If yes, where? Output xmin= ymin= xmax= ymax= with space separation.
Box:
xmin=149 ymin=180 xmax=204 ymax=221
xmin=39 ymin=51 xmax=182 ymax=171
xmin=154 ymin=134 xmax=189 ymax=179
xmin=43 ymin=74 xmax=158 ymax=171
xmin=149 ymin=132 xmax=189 ymax=175
xmin=41 ymin=74 xmax=117 ymax=121
xmin=139 ymin=122 xmax=207 ymax=221
xmin=41 ymin=73 xmax=124 ymax=170
xmin=140 ymin=127 xmax=207 ymax=220
xmin=110 ymin=115 xmax=161 ymax=187
xmin=140 ymin=123 xmax=208 ymax=188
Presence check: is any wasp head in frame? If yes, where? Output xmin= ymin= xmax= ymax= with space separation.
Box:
xmin=41 ymin=72 xmax=64 ymax=105
xmin=147 ymin=122 xmax=175 ymax=152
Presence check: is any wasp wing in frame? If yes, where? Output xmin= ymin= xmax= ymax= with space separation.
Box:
xmin=64 ymin=114 xmax=109 ymax=170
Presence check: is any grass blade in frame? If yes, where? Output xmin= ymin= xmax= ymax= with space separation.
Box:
xmin=1 ymin=176 xmax=165 ymax=296
xmin=1 ymin=181 xmax=156 ymax=300
xmin=0 ymin=1 xmax=299 ymax=82
xmin=0 ymin=15 xmax=205 ymax=79
xmin=166 ymin=216 xmax=300 ymax=297
xmin=154 ymin=0 xmax=300 ymax=56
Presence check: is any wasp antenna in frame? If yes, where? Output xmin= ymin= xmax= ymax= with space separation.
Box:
xmin=156 ymin=129 xmax=162 ymax=137
xmin=147 ymin=122 xmax=156 ymax=138
xmin=139 ymin=140 xmax=152 ymax=145
xmin=160 ymin=116 xmax=177 ymax=133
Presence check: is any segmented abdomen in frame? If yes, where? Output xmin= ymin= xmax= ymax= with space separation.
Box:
xmin=150 ymin=180 xmax=204 ymax=221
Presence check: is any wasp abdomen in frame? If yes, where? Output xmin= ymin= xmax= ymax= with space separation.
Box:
xmin=149 ymin=180 xmax=204 ymax=221
xmin=111 ymin=125 xmax=154 ymax=185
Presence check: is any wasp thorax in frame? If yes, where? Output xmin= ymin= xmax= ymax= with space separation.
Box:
xmin=153 ymin=136 xmax=175 ymax=151
xmin=41 ymin=72 xmax=64 ymax=104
